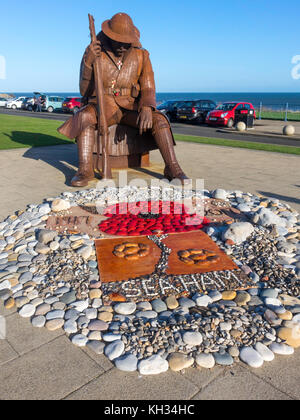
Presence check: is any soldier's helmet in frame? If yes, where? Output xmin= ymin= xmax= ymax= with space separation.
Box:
xmin=102 ymin=13 xmax=141 ymax=46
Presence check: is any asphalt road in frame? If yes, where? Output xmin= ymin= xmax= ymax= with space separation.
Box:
xmin=1 ymin=107 xmax=300 ymax=147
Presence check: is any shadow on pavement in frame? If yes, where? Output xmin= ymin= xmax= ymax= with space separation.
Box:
xmin=133 ymin=166 xmax=165 ymax=180
xmin=258 ymin=190 xmax=300 ymax=206
xmin=4 ymin=131 xmax=78 ymax=186
xmin=4 ymin=131 xmax=165 ymax=186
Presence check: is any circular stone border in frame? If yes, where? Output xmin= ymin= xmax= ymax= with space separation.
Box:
xmin=0 ymin=186 xmax=299 ymax=375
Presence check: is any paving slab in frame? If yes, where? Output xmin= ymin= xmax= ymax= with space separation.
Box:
xmin=0 ymin=303 xmax=17 ymax=317
xmin=0 ymin=336 xmax=103 ymax=400
xmin=65 ymin=367 xmax=199 ymax=400
xmin=192 ymin=364 xmax=293 ymax=400
xmin=81 ymin=346 xmax=115 ymax=372
xmin=247 ymin=350 xmax=300 ymax=400
xmin=4 ymin=312 xmax=64 ymax=356
xmin=0 ymin=339 xmax=19 ymax=366
xmin=178 ymin=364 xmax=225 ymax=390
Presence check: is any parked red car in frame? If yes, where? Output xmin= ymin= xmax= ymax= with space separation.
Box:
xmin=62 ymin=97 xmax=82 ymax=114
xmin=206 ymin=101 xmax=256 ymax=127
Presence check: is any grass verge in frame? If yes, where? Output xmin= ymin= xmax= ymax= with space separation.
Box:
xmin=0 ymin=114 xmax=299 ymax=155
xmin=257 ymin=110 xmax=300 ymax=121
xmin=0 ymin=114 xmax=74 ymax=149
xmin=174 ymin=134 xmax=300 ymax=155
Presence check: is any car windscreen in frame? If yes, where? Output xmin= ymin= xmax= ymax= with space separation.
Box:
xmin=157 ymin=101 xmax=171 ymax=109
xmin=198 ymin=101 xmax=215 ymax=109
xmin=178 ymin=102 xmax=193 ymax=108
xmin=216 ymin=103 xmax=236 ymax=111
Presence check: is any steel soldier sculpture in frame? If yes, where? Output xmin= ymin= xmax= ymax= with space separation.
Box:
xmin=58 ymin=12 xmax=188 ymax=187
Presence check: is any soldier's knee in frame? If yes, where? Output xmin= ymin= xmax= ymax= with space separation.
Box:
xmin=79 ymin=105 xmax=97 ymax=127
xmin=152 ymin=111 xmax=170 ymax=133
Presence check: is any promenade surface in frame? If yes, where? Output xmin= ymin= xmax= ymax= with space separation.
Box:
xmin=0 ymin=141 xmax=299 ymax=400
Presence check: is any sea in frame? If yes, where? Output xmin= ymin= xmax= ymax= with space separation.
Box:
xmin=5 ymin=92 xmax=300 ymax=111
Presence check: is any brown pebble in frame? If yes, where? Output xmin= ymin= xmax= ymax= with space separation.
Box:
xmin=114 ymin=244 xmax=126 ymax=252
xmin=124 ymin=247 xmax=138 ymax=255
xmin=113 ymin=251 xmax=125 ymax=258
xmin=108 ymin=292 xmax=126 ymax=302
xmin=89 ymin=289 xmax=102 ymax=299
xmin=138 ymin=249 xmax=149 ymax=257
xmin=125 ymin=253 xmax=139 ymax=261
xmin=4 ymin=297 xmax=15 ymax=309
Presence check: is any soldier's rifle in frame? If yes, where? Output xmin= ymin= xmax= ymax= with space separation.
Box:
xmin=88 ymin=14 xmax=112 ymax=180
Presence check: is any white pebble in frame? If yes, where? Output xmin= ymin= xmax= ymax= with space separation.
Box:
xmin=240 ymin=346 xmax=264 ymax=368
xmin=195 ymin=353 xmax=215 ymax=369
xmin=269 ymin=342 xmax=294 ymax=355
xmin=254 ymin=342 xmax=275 ymax=362
xmin=182 ymin=331 xmax=203 ymax=346
xmin=114 ymin=302 xmax=136 ymax=315
xmin=138 ymin=355 xmax=169 ymax=375
xmin=19 ymin=304 xmax=36 ymax=318
xmin=104 ymin=340 xmax=125 ymax=360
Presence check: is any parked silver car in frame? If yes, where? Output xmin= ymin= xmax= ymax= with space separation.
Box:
xmin=0 ymin=97 xmax=8 ymax=107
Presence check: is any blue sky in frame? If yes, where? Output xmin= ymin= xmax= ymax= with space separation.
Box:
xmin=0 ymin=0 xmax=300 ymax=92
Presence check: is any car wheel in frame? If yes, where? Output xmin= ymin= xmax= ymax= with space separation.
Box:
xmin=28 ymin=105 xmax=33 ymax=112
xmin=47 ymin=106 xmax=54 ymax=113
xmin=73 ymin=107 xmax=79 ymax=114
xmin=227 ymin=118 xmax=234 ymax=128
xmin=11 ymin=105 xmax=17 ymax=110
xmin=196 ymin=115 xmax=205 ymax=124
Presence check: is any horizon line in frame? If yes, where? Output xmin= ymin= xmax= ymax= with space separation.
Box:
xmin=2 ymin=90 xmax=300 ymax=94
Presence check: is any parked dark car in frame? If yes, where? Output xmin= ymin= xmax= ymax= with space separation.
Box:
xmin=156 ymin=100 xmax=188 ymax=122
xmin=177 ymin=100 xmax=217 ymax=124
xmin=21 ymin=97 xmax=35 ymax=111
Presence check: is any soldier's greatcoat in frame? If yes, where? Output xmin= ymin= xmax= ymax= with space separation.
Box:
xmin=58 ymin=32 xmax=166 ymax=143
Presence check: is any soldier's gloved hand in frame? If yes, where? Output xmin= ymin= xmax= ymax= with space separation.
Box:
xmin=137 ymin=106 xmax=153 ymax=135
xmin=85 ymin=41 xmax=101 ymax=66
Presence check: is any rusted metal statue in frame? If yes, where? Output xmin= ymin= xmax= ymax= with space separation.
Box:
xmin=58 ymin=12 xmax=188 ymax=186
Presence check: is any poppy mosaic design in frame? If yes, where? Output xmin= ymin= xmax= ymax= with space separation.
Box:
xmin=98 ymin=201 xmax=210 ymax=236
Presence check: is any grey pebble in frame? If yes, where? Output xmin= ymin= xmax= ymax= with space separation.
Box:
xmin=45 ymin=310 xmax=65 ymax=320
xmin=104 ymin=340 xmax=125 ymax=360
xmin=64 ymin=319 xmax=78 ymax=334
xmin=214 ymin=352 xmax=234 ymax=366
xmin=115 ymin=353 xmax=138 ymax=372
xmin=60 ymin=290 xmax=77 ymax=305
xmin=87 ymin=341 xmax=105 ymax=355
xmin=31 ymin=316 xmax=46 ymax=328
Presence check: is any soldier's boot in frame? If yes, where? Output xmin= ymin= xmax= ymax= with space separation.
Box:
xmin=71 ymin=126 xmax=95 ymax=187
xmin=152 ymin=115 xmax=189 ymax=183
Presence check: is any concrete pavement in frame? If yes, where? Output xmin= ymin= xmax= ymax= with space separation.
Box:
xmin=0 ymin=141 xmax=299 ymax=221
xmin=0 ymin=141 xmax=299 ymax=400
xmin=222 ymin=118 xmax=300 ymax=142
